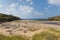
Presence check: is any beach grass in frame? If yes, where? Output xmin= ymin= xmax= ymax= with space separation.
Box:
xmin=0 ymin=28 xmax=60 ymax=40
xmin=0 ymin=34 xmax=28 ymax=40
xmin=32 ymin=28 xmax=60 ymax=40
xmin=48 ymin=28 xmax=60 ymax=33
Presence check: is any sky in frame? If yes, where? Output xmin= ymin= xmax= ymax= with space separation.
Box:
xmin=0 ymin=0 xmax=60 ymax=19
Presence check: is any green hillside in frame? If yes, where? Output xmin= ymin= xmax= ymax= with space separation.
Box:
xmin=0 ymin=13 xmax=20 ymax=22
xmin=48 ymin=16 xmax=60 ymax=21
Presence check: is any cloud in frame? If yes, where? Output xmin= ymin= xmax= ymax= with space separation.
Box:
xmin=0 ymin=4 xmax=3 ymax=8
xmin=9 ymin=3 xmax=18 ymax=8
xmin=19 ymin=0 xmax=33 ymax=5
xmin=4 ymin=4 xmax=42 ymax=19
xmin=48 ymin=0 xmax=60 ymax=5
xmin=5 ymin=3 xmax=17 ymax=15
xmin=17 ymin=5 xmax=34 ymax=18
xmin=8 ymin=3 xmax=17 ymax=11
xmin=19 ymin=0 xmax=32 ymax=2
xmin=18 ymin=5 xmax=42 ymax=19
xmin=19 ymin=5 xmax=34 ymax=13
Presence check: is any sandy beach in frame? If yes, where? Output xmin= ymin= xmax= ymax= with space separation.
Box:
xmin=0 ymin=20 xmax=60 ymax=37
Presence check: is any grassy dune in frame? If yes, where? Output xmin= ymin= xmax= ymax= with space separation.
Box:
xmin=0 ymin=34 xmax=28 ymax=40
xmin=0 ymin=28 xmax=60 ymax=40
xmin=32 ymin=28 xmax=60 ymax=40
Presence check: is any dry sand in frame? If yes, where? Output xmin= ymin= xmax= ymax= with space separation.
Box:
xmin=0 ymin=20 xmax=60 ymax=37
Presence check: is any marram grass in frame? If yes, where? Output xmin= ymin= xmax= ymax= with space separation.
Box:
xmin=0 ymin=34 xmax=28 ymax=40
xmin=0 ymin=28 xmax=60 ymax=40
xmin=32 ymin=28 xmax=60 ymax=40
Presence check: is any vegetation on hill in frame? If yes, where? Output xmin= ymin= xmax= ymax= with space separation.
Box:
xmin=48 ymin=16 xmax=60 ymax=21
xmin=0 ymin=13 xmax=20 ymax=22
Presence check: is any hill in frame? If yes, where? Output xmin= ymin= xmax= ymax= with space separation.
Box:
xmin=48 ymin=16 xmax=60 ymax=21
xmin=0 ymin=13 xmax=20 ymax=22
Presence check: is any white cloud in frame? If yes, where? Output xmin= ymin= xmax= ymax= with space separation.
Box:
xmin=18 ymin=5 xmax=42 ymax=19
xmin=9 ymin=3 xmax=18 ymax=8
xmin=4 ymin=3 xmax=42 ymax=19
xmin=31 ymin=11 xmax=42 ymax=18
xmin=19 ymin=0 xmax=32 ymax=2
xmin=9 ymin=3 xmax=17 ymax=11
xmin=19 ymin=5 xmax=33 ymax=13
xmin=19 ymin=0 xmax=33 ymax=5
xmin=0 ymin=4 xmax=3 ymax=8
xmin=48 ymin=0 xmax=60 ymax=5
xmin=5 ymin=3 xmax=17 ymax=15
